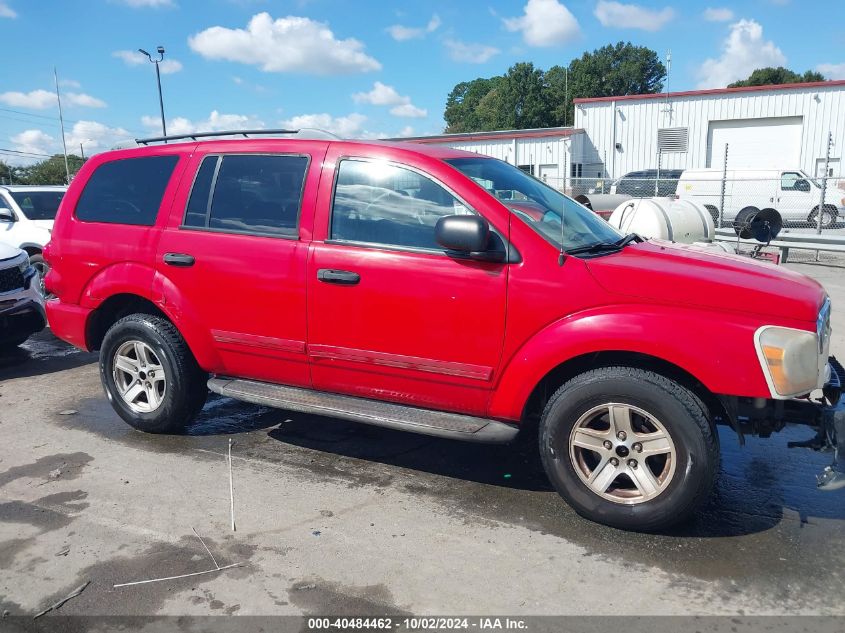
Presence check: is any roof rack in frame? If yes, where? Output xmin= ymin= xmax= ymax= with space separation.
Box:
xmin=135 ymin=128 xmax=340 ymax=145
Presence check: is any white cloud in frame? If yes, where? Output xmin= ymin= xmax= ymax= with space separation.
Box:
xmin=398 ymin=126 xmax=415 ymax=137
xmin=0 ymin=2 xmax=17 ymax=18
xmin=703 ymin=7 xmax=734 ymax=22
xmin=279 ymin=113 xmax=367 ymax=137
xmin=59 ymin=78 xmax=82 ymax=89
xmin=0 ymin=88 xmax=106 ymax=109
xmin=389 ymin=103 xmax=427 ymax=118
xmin=352 ymin=81 xmax=406 ymax=106
xmin=66 ymin=121 xmax=134 ymax=152
xmin=444 ymin=39 xmax=500 ymax=64
xmin=504 ymin=0 xmax=580 ymax=47
xmin=386 ymin=13 xmax=441 ymax=41
xmin=112 ymin=50 xmax=183 ymax=74
xmin=352 ymin=82 xmax=427 ymax=118
xmin=113 ymin=0 xmax=174 ymax=7
xmin=0 ymin=89 xmax=56 ymax=109
xmin=8 ymin=121 xmax=133 ymax=164
xmin=594 ymin=1 xmax=675 ymax=31
xmin=142 ymin=110 xmax=265 ymax=135
xmin=66 ymin=93 xmax=107 ymax=108
xmin=11 ymin=129 xmax=54 ymax=158
xmin=696 ymin=19 xmax=786 ymax=88
xmin=817 ymin=63 xmax=845 ymax=80
xmin=189 ymin=12 xmax=381 ymax=75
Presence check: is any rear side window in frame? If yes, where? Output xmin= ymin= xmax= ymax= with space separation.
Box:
xmin=76 ymin=155 xmax=179 ymax=225
xmin=183 ymin=154 xmax=308 ymax=237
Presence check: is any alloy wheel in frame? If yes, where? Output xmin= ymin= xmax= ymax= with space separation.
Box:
xmin=568 ymin=403 xmax=677 ymax=504
xmin=112 ymin=340 xmax=167 ymax=413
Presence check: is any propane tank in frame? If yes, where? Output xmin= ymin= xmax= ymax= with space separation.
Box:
xmin=608 ymin=198 xmax=715 ymax=244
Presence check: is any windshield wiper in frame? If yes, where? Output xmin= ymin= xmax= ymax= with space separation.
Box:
xmin=566 ymin=233 xmax=642 ymax=256
xmin=613 ymin=233 xmax=643 ymax=247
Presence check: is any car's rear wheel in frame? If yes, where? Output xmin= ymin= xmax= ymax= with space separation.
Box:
xmin=100 ymin=313 xmax=207 ymax=433
xmin=808 ymin=206 xmax=838 ymax=230
xmin=539 ymin=367 xmax=719 ymax=531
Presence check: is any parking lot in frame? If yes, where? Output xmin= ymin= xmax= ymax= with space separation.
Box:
xmin=1 ymin=260 xmax=844 ymax=619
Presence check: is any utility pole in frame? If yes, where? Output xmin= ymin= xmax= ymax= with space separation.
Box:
xmin=139 ymin=46 xmax=167 ymax=138
xmin=54 ymin=67 xmax=71 ymax=184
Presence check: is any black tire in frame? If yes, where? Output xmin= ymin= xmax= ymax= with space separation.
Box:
xmin=808 ymin=206 xmax=838 ymax=230
xmin=100 ymin=313 xmax=208 ymax=433
xmin=28 ymin=253 xmax=48 ymax=296
xmin=539 ymin=367 xmax=719 ymax=532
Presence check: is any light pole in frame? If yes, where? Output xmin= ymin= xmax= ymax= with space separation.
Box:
xmin=139 ymin=46 xmax=167 ymax=137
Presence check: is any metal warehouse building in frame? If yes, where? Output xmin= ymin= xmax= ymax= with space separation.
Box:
xmin=574 ymin=80 xmax=845 ymax=180
xmin=402 ymin=127 xmax=588 ymax=189
xmin=408 ymin=80 xmax=845 ymax=185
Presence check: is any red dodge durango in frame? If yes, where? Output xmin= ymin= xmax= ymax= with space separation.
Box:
xmin=44 ymin=131 xmax=844 ymax=531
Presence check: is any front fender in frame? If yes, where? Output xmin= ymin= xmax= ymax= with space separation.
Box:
xmin=488 ymin=304 xmax=778 ymax=421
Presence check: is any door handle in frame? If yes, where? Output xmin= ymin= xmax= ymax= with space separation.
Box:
xmin=317 ymin=269 xmax=360 ymax=285
xmin=163 ymin=253 xmax=195 ymax=267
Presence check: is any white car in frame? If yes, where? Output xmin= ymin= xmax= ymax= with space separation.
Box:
xmin=0 ymin=185 xmax=66 ymax=283
xmin=0 ymin=242 xmax=46 ymax=351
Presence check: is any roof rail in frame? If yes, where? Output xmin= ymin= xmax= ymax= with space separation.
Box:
xmin=135 ymin=128 xmax=341 ymax=145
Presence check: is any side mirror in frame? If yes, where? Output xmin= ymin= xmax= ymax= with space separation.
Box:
xmin=435 ymin=215 xmax=491 ymax=254
xmin=0 ymin=207 xmax=13 ymax=222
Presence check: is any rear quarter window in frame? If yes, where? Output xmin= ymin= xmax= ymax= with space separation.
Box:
xmin=75 ymin=155 xmax=179 ymax=225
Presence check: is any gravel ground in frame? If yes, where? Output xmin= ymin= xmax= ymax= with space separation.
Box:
xmin=0 ymin=261 xmax=843 ymax=622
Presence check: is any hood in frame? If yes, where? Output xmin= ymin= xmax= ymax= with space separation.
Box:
xmin=0 ymin=242 xmax=24 ymax=262
xmin=585 ymin=240 xmax=826 ymax=323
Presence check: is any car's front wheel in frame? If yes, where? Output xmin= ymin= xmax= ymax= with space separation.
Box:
xmin=539 ymin=366 xmax=719 ymax=531
xmin=100 ymin=314 xmax=207 ymax=433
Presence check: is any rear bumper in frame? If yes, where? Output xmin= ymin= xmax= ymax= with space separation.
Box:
xmin=44 ymin=299 xmax=92 ymax=351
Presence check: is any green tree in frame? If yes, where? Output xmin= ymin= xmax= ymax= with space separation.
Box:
xmin=495 ymin=62 xmax=551 ymax=130
xmin=16 ymin=154 xmax=85 ymax=185
xmin=728 ymin=67 xmax=826 ymax=88
xmin=558 ymin=42 xmax=666 ymax=126
xmin=444 ymin=77 xmax=504 ymax=133
xmin=0 ymin=160 xmax=16 ymax=185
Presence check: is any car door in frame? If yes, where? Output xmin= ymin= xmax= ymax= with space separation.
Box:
xmin=307 ymin=150 xmax=508 ymax=417
xmin=155 ymin=142 xmax=326 ymax=387
xmin=777 ymin=171 xmax=811 ymax=220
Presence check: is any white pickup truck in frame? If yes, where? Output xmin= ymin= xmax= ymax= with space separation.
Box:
xmin=0 ymin=185 xmax=66 ymax=285
xmin=676 ymin=169 xmax=844 ymax=229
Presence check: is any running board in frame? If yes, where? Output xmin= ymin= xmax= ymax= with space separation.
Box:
xmin=208 ymin=377 xmax=519 ymax=444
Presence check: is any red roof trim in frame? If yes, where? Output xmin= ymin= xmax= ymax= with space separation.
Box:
xmin=573 ymin=80 xmax=845 ymax=104
xmin=402 ymin=128 xmax=583 ymax=144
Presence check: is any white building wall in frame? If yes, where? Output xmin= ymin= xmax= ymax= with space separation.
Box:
xmin=434 ymin=134 xmax=582 ymax=185
xmin=574 ymin=83 xmax=845 ymax=178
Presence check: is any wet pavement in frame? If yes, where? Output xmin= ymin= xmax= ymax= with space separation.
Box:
xmin=0 ymin=262 xmax=844 ymax=617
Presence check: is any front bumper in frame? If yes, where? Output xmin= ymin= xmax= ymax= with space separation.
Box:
xmin=0 ymin=271 xmax=46 ymax=345
xmin=784 ymin=356 xmax=845 ymax=490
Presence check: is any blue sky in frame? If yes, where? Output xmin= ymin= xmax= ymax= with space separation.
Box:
xmin=1 ymin=0 xmax=844 ymax=163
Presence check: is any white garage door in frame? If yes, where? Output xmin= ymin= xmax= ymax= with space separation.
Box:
xmin=707 ymin=117 xmax=803 ymax=169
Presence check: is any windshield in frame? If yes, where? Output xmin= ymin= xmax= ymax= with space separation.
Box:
xmin=9 ymin=190 xmax=65 ymax=220
xmin=446 ymin=157 xmax=621 ymax=252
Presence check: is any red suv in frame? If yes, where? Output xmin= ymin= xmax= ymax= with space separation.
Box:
xmin=45 ymin=131 xmax=844 ymax=531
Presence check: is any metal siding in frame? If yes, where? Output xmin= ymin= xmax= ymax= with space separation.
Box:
xmin=578 ymin=84 xmax=845 ymax=177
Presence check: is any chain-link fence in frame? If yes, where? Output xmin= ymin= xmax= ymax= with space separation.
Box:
xmin=540 ymin=174 xmax=845 ymax=234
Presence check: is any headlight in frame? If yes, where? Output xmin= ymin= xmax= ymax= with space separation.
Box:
xmin=755 ymin=326 xmax=819 ymax=397
xmin=17 ymin=254 xmax=30 ymax=274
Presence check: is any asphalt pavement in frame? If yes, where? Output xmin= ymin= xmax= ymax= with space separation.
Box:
xmin=0 ymin=261 xmax=843 ymax=619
